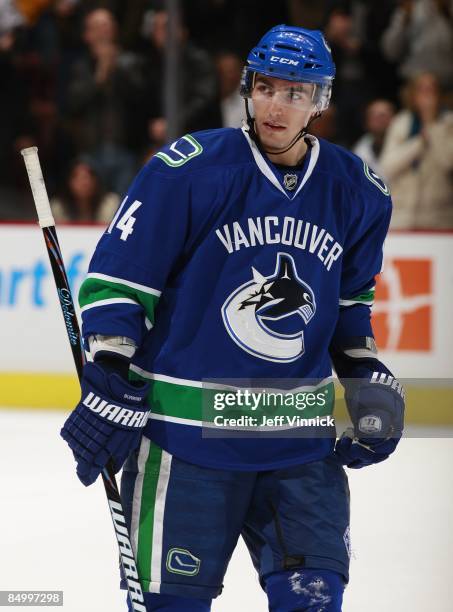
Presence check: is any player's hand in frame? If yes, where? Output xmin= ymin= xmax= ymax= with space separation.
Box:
xmin=61 ymin=362 xmax=149 ymax=486
xmin=335 ymin=379 xmax=405 ymax=469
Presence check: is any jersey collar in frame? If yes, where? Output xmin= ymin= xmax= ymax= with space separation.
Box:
xmin=241 ymin=125 xmax=320 ymax=200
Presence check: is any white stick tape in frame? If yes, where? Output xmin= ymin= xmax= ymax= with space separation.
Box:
xmin=20 ymin=146 xmax=55 ymax=228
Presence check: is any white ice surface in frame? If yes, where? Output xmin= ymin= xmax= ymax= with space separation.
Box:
xmin=1 ymin=410 xmax=452 ymax=612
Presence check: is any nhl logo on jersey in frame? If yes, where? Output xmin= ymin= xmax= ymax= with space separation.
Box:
xmin=283 ymin=173 xmax=298 ymax=191
xmin=221 ymin=252 xmax=316 ymax=362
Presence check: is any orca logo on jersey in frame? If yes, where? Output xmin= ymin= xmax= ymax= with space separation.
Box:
xmin=166 ymin=548 xmax=201 ymax=576
xmin=154 ymin=134 xmax=203 ymax=167
xmin=222 ymin=252 xmax=316 ymax=362
xmin=363 ymin=162 xmax=390 ymax=196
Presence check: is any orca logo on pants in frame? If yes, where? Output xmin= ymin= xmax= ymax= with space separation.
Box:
xmin=222 ymin=252 xmax=316 ymax=362
xmin=166 ymin=548 xmax=201 ymax=576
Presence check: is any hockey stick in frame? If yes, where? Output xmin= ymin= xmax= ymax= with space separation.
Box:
xmin=21 ymin=147 xmax=146 ymax=612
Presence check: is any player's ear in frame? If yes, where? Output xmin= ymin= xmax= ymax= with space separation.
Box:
xmin=306 ymin=109 xmax=321 ymax=129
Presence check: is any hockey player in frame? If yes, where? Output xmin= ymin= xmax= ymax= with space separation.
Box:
xmin=61 ymin=26 xmax=405 ymax=611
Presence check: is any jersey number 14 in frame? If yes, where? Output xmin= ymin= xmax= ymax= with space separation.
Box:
xmin=108 ymin=197 xmax=142 ymax=241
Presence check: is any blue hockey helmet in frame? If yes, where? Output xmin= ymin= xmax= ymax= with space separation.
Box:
xmin=241 ymin=25 xmax=335 ymax=112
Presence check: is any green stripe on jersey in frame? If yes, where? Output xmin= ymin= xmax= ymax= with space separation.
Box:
xmin=129 ymin=370 xmax=335 ymax=424
xmin=79 ymin=277 xmax=160 ymax=325
xmin=352 ymin=288 xmax=375 ymax=302
xmin=340 ymin=287 xmax=375 ymax=306
xmin=132 ymin=375 xmax=203 ymax=421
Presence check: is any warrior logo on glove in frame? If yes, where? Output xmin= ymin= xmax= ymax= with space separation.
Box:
xmin=82 ymin=392 xmax=149 ymax=427
xmin=370 ymin=371 xmax=405 ymax=399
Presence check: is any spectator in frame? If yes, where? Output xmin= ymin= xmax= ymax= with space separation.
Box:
xmin=140 ymin=7 xmax=221 ymax=148
xmin=324 ymin=1 xmax=399 ymax=144
xmin=353 ymin=99 xmax=396 ymax=177
xmin=288 ymin=0 xmax=328 ymax=29
xmin=50 ymin=158 xmax=119 ymax=223
xmin=0 ymin=3 xmax=28 ymax=215
xmin=380 ymin=72 xmax=453 ymax=229
xmin=381 ymin=0 xmax=453 ymax=92
xmin=183 ymin=1 xmax=289 ymax=57
xmin=13 ymin=0 xmax=54 ymax=26
xmin=216 ymin=51 xmax=244 ymax=128
xmin=0 ymin=1 xmax=24 ymax=36
xmin=65 ymin=8 xmax=147 ymax=195
xmin=0 ymin=1 xmax=66 ymax=217
xmin=323 ymin=4 xmax=370 ymax=144
xmin=54 ymin=0 xmax=81 ymax=19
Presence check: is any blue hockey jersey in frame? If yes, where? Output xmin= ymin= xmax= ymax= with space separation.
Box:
xmin=79 ymin=126 xmax=392 ymax=470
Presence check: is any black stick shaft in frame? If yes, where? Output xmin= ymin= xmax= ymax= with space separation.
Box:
xmin=42 ymin=226 xmax=146 ymax=612
xmin=42 ymin=226 xmax=85 ymax=378
xmin=41 ymin=227 xmax=146 ymax=612
xmin=19 ymin=143 xmax=147 ymax=610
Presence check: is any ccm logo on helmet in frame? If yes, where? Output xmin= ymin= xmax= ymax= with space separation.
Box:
xmin=270 ymin=56 xmax=299 ymax=66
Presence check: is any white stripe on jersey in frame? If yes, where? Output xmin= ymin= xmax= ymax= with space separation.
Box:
xmin=149 ymin=449 xmax=172 ymax=593
xmin=241 ymin=126 xmax=320 ymax=201
xmin=80 ymin=297 xmax=140 ymax=313
xmin=131 ymin=437 xmax=151 ymax=556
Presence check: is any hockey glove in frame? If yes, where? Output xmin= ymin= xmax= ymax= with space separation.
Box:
xmin=335 ymin=373 xmax=405 ymax=469
xmin=61 ymin=362 xmax=149 ymax=486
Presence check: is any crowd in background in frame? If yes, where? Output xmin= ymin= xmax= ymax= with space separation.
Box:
xmin=1 ymin=0 xmax=453 ymax=228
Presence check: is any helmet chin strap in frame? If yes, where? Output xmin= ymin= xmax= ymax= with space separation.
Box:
xmin=244 ymin=99 xmax=320 ymax=159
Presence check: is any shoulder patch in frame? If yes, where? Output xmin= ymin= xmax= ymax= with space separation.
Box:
xmin=155 ymin=134 xmax=203 ymax=168
xmin=363 ymin=162 xmax=390 ymax=196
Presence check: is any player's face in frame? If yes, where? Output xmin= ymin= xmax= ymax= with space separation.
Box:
xmin=251 ymin=75 xmax=315 ymax=151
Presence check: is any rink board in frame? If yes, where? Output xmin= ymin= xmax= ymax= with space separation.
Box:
xmin=0 ymin=225 xmax=452 ymax=422
xmin=0 ymin=373 xmax=451 ymax=427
